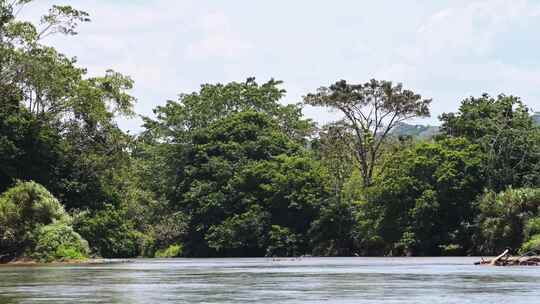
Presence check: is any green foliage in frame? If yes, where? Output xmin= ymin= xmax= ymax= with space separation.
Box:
xmin=524 ymin=217 xmax=540 ymax=240
xmin=31 ymin=222 xmax=89 ymax=262
xmin=266 ymin=225 xmax=299 ymax=257
xmin=146 ymin=212 xmax=189 ymax=256
xmin=304 ymin=79 xmax=431 ymax=187
xmin=365 ymin=138 xmax=485 ymax=255
xmin=0 ymin=181 xmax=90 ymax=262
xmin=309 ymin=198 xmax=357 ymax=256
xmin=0 ymin=103 xmax=65 ymax=197
xmin=521 ymin=235 xmax=540 ymax=253
xmin=169 ymin=111 xmax=329 ymax=257
xmin=312 ymin=122 xmax=356 ymax=197
xmin=73 ymin=204 xmax=142 ymax=258
xmin=144 ymin=77 xmax=313 ymax=144
xmin=3 ymin=0 xmax=540 ymax=260
xmin=134 ymin=79 xmax=315 ymax=257
xmin=206 ymin=206 xmax=268 ymax=256
xmin=1 ymin=0 xmax=137 ymax=212
xmin=0 ymin=1 xmax=153 ymax=263
xmin=440 ymin=94 xmax=540 ymax=190
xmin=155 ymin=244 xmax=183 ymax=258
xmin=0 ymin=181 xmax=69 ymax=258
xmin=476 ymin=188 xmax=540 ymax=254
xmin=520 ymin=217 xmax=540 ymax=253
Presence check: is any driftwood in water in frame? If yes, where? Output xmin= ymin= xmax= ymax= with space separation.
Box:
xmin=475 ymin=249 xmax=540 ymax=266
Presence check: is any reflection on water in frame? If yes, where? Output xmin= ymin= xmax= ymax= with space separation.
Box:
xmin=0 ymin=257 xmax=538 ymax=304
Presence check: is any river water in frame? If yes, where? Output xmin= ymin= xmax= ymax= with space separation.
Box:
xmin=0 ymin=257 xmax=538 ymax=303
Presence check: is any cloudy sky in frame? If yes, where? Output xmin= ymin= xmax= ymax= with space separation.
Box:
xmin=21 ymin=0 xmax=540 ymax=132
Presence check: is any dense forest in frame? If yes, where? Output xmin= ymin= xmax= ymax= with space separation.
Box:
xmin=1 ymin=1 xmax=540 ymax=262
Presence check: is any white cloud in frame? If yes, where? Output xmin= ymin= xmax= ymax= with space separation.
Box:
xmin=15 ymin=0 xmax=540 ymax=131
xmin=384 ymin=0 xmax=540 ymax=117
xmin=404 ymin=0 xmax=531 ymax=61
xmin=185 ymin=11 xmax=253 ymax=60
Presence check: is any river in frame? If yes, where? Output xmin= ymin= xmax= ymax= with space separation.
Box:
xmin=0 ymin=257 xmax=538 ymax=303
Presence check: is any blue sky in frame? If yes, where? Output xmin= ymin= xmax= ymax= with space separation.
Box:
xmin=21 ymin=0 xmax=540 ymax=132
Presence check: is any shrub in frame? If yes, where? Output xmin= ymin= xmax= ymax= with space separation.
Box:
xmin=139 ymin=233 xmax=158 ymax=258
xmin=31 ymin=222 xmax=89 ymax=262
xmin=139 ymin=212 xmax=190 ymax=258
xmin=205 ymin=206 xmax=268 ymax=256
xmin=73 ymin=204 xmax=142 ymax=258
xmin=524 ymin=217 xmax=540 ymax=240
xmin=0 ymin=181 xmax=70 ymax=259
xmin=309 ymin=199 xmax=356 ymax=256
xmin=476 ymin=188 xmax=540 ymax=254
xmin=519 ymin=217 xmax=540 ymax=254
xmin=266 ymin=225 xmax=299 ymax=257
xmin=155 ymin=244 xmax=183 ymax=258
xmin=521 ymin=235 xmax=540 ymax=254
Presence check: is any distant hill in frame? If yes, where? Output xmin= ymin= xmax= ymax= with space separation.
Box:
xmin=391 ymin=123 xmax=439 ymax=139
xmin=391 ymin=113 xmax=539 ymax=139
xmin=533 ymin=112 xmax=540 ymax=125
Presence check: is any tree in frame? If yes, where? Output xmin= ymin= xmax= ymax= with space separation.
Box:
xmin=0 ymin=102 xmax=64 ymax=194
xmin=135 ymin=79 xmax=317 ymax=256
xmin=144 ymin=77 xmax=313 ymax=144
xmin=308 ymin=197 xmax=357 ymax=256
xmin=170 ymin=111 xmax=329 ymax=257
xmin=73 ymin=204 xmax=142 ymax=258
xmin=1 ymin=1 xmax=93 ymax=116
xmin=304 ymin=79 xmax=431 ymax=187
xmin=365 ymin=138 xmax=485 ymax=256
xmin=440 ymin=94 xmax=540 ymax=190
xmin=0 ymin=1 xmax=152 ymax=259
xmin=311 ymin=122 xmax=356 ymax=198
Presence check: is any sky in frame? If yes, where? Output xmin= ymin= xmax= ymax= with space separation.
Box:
xmin=20 ymin=0 xmax=540 ymax=133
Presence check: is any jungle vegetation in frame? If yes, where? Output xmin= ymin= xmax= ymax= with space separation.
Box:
xmin=1 ymin=1 xmax=540 ymax=261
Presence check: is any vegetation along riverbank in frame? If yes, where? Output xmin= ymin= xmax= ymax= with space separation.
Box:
xmin=2 ymin=1 xmax=540 ymax=263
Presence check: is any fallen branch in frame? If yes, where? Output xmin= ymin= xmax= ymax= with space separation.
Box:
xmin=490 ymin=248 xmax=510 ymax=266
xmin=475 ymin=249 xmax=540 ymax=266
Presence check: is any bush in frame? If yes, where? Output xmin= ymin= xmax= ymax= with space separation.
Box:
xmin=140 ymin=212 xmax=190 ymax=258
xmin=205 ymin=206 xmax=268 ymax=256
xmin=0 ymin=181 xmax=70 ymax=259
xmin=309 ymin=199 xmax=356 ymax=256
xmin=31 ymin=222 xmax=89 ymax=262
xmin=524 ymin=217 xmax=540 ymax=240
xmin=476 ymin=188 xmax=540 ymax=254
xmin=266 ymin=225 xmax=299 ymax=257
xmin=139 ymin=233 xmax=158 ymax=258
xmin=73 ymin=204 xmax=142 ymax=258
xmin=519 ymin=217 xmax=540 ymax=253
xmin=521 ymin=235 xmax=540 ymax=253
xmin=155 ymin=244 xmax=183 ymax=258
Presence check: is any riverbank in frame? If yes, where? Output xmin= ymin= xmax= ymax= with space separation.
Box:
xmin=0 ymin=257 xmax=132 ymax=267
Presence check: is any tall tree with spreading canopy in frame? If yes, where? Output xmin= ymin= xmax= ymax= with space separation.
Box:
xmin=440 ymin=94 xmax=540 ymax=190
xmin=304 ymin=79 xmax=431 ymax=187
xmin=144 ymin=77 xmax=313 ymax=144
xmin=168 ymin=111 xmax=329 ymax=257
xmin=135 ymin=78 xmax=316 ymax=236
